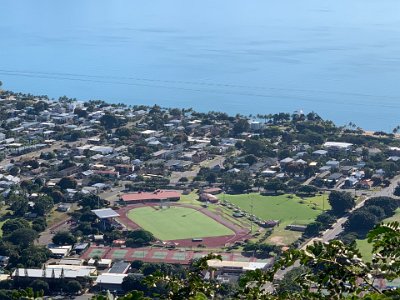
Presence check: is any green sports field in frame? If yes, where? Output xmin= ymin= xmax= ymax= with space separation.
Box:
xmin=127 ymin=206 xmax=234 ymax=240
xmin=224 ymin=193 xmax=329 ymax=224
xmin=223 ymin=193 xmax=330 ymax=245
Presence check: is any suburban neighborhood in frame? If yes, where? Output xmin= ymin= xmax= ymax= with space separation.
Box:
xmin=0 ymin=90 xmax=399 ymax=298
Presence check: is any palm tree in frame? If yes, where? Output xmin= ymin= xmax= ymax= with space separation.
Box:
xmin=393 ymin=125 xmax=400 ymax=134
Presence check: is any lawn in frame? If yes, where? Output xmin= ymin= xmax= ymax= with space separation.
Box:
xmin=223 ymin=193 xmax=329 ymax=224
xmin=223 ymin=193 xmax=330 ymax=245
xmin=179 ymin=192 xmax=201 ymax=204
xmin=127 ymin=206 xmax=234 ymax=240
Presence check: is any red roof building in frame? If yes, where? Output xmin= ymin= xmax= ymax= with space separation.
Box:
xmin=120 ymin=190 xmax=181 ymax=203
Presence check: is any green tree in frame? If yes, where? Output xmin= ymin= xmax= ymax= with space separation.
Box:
xmin=304 ymin=222 xmax=323 ymax=237
xmin=394 ymin=184 xmax=400 ymax=197
xmin=365 ymin=205 xmax=386 ymax=219
xmin=52 ymin=231 xmax=77 ymax=245
xmin=30 ymin=279 xmax=49 ymax=294
xmin=276 ymin=266 xmax=308 ymax=295
xmin=50 ymin=190 xmax=65 ymax=203
xmin=77 ymin=193 xmax=107 ymax=209
xmin=74 ymin=107 xmax=88 ymax=118
xmin=32 ymin=217 xmax=47 ymax=232
xmin=65 ymin=280 xmax=82 ymax=295
xmin=172 ymin=133 xmax=188 ymax=144
xmin=100 ymin=113 xmax=121 ymax=129
xmin=119 ymin=291 xmax=151 ymax=300
xmin=328 ymin=191 xmax=355 ymax=215
xmin=365 ymin=196 xmax=399 ymax=215
xmin=1 ymin=218 xmax=30 ymax=236
xmin=33 ymin=101 xmax=49 ymax=113
xmin=244 ymin=154 xmax=257 ymax=166
xmin=242 ymin=139 xmax=267 ymax=157
xmin=8 ymin=194 xmax=29 ymax=217
xmin=264 ymin=179 xmax=286 ymax=194
xmin=297 ymin=185 xmax=318 ymax=196
xmin=233 ymin=118 xmax=250 ymax=135
xmin=57 ymin=177 xmax=77 ymax=190
xmin=5 ymin=228 xmax=38 ymax=248
xmin=345 ymin=210 xmax=378 ymax=232
xmin=122 ymin=274 xmax=147 ymax=293
xmin=115 ymin=127 xmax=135 ymax=139
xmin=126 ymin=230 xmax=155 ymax=247
xmin=19 ymin=246 xmax=51 ymax=268
xmin=33 ymin=195 xmax=54 ymax=216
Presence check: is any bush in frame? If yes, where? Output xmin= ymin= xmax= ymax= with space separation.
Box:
xmin=65 ymin=280 xmax=82 ymax=295
xmin=52 ymin=231 xmax=77 ymax=245
xmin=30 ymin=279 xmax=49 ymax=294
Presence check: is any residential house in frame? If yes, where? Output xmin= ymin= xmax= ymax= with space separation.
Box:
xmin=313 ymin=149 xmax=328 ymax=156
xmin=326 ymin=160 xmax=340 ymax=170
xmin=323 ymin=142 xmax=353 ymax=153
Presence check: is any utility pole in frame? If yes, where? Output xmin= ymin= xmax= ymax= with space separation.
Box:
xmin=250 ymin=195 xmax=254 ymax=234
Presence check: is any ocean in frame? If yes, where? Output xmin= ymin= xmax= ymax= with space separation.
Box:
xmin=1 ymin=0 xmax=400 ymax=131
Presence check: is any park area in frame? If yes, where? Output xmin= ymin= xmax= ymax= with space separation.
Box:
xmin=356 ymin=208 xmax=400 ymax=261
xmin=224 ymin=193 xmax=330 ymax=245
xmin=127 ymin=206 xmax=234 ymax=240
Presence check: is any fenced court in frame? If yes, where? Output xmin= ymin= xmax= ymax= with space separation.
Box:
xmin=112 ymin=250 xmax=128 ymax=259
xmin=132 ymin=250 xmax=148 ymax=259
xmin=152 ymin=251 xmax=168 ymax=259
xmin=81 ymin=246 xmax=273 ymax=265
xmin=86 ymin=248 xmax=107 ymax=258
xmin=172 ymin=252 xmax=187 ymax=261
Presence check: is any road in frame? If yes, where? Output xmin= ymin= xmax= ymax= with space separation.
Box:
xmin=275 ymin=175 xmax=400 ymax=280
xmin=318 ymin=174 xmax=400 ymax=243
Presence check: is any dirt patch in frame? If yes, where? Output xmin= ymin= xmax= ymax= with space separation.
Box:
xmin=269 ymin=236 xmax=285 ymax=246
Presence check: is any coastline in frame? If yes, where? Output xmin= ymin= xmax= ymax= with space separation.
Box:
xmin=0 ymin=87 xmax=397 ymax=134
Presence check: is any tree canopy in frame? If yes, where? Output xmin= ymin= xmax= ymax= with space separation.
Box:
xmin=328 ymin=191 xmax=355 ymax=215
xmin=57 ymin=177 xmax=77 ymax=190
xmin=52 ymin=231 xmax=77 ymax=245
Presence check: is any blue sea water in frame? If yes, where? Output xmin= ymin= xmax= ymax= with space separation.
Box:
xmin=1 ymin=0 xmax=400 ymax=131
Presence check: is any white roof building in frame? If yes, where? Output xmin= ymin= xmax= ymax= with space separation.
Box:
xmin=90 ymin=146 xmax=114 ymax=155
xmin=96 ymin=273 xmax=128 ymax=285
xmin=12 ymin=266 xmax=94 ymax=279
xmin=91 ymin=208 xmax=120 ymax=219
xmin=323 ymin=142 xmax=353 ymax=150
xmin=207 ymin=260 xmax=270 ymax=272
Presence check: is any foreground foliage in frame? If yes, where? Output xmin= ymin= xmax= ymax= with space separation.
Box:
xmin=93 ymin=222 xmax=400 ymax=299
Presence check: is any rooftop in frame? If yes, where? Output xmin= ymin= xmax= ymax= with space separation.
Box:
xmin=207 ymin=260 xmax=270 ymax=271
xmin=108 ymin=261 xmax=130 ymax=274
xmin=323 ymin=142 xmax=353 ymax=149
xmin=91 ymin=208 xmax=120 ymax=219
xmin=96 ymin=273 xmax=128 ymax=285
xmin=12 ymin=267 xmax=93 ymax=279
